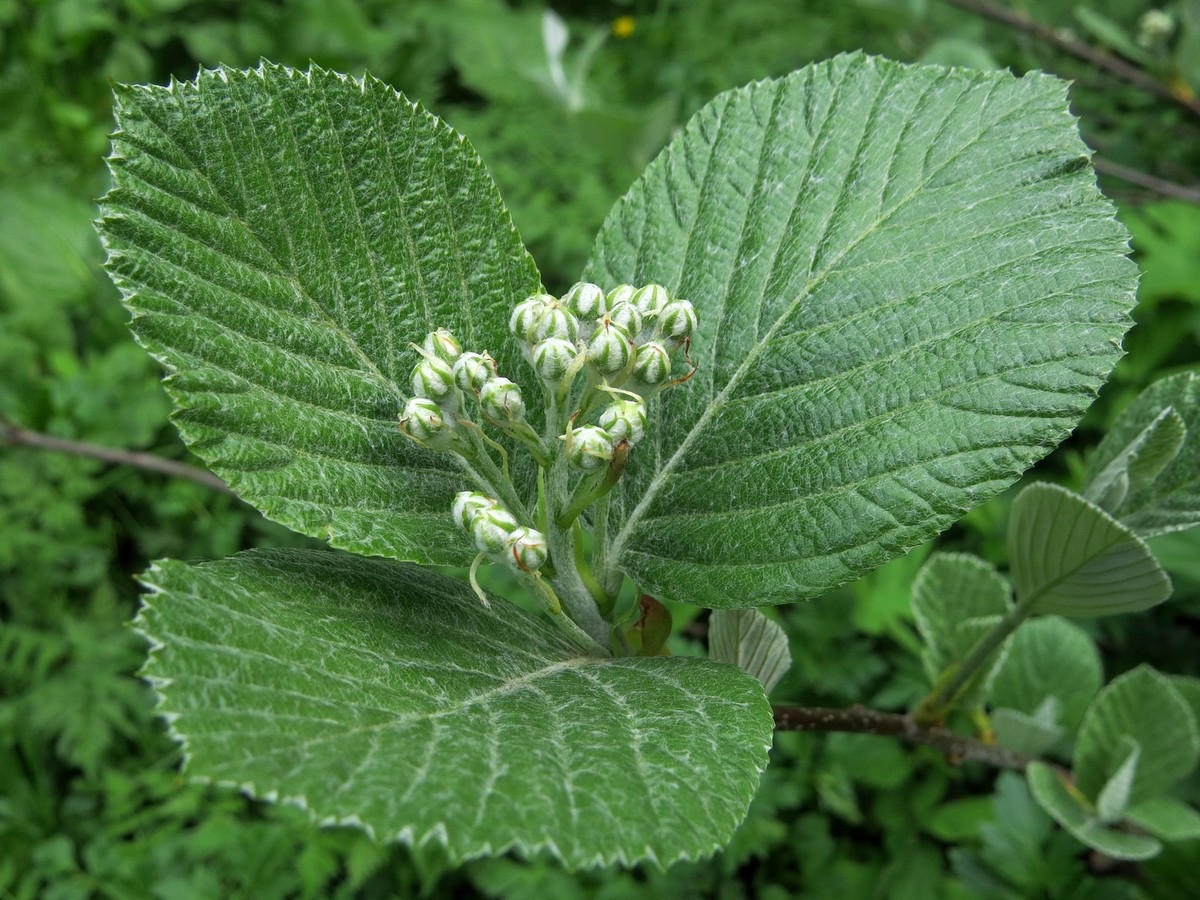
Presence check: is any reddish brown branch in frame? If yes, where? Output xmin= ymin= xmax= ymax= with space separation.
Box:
xmin=942 ymin=0 xmax=1200 ymax=121
xmin=1 ymin=420 xmax=235 ymax=495
xmin=773 ymin=704 xmax=1034 ymax=771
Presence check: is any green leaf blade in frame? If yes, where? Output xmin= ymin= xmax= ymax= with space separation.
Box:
xmin=100 ymin=64 xmax=543 ymax=565
xmin=135 ymin=550 xmax=773 ymax=869
xmin=586 ymin=54 xmax=1136 ymax=608
xmin=709 ymin=609 xmax=792 ymax=693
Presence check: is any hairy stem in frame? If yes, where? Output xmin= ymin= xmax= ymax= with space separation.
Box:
xmin=773 ymin=704 xmax=1034 ymax=771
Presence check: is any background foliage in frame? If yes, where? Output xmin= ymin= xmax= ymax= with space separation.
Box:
xmin=2 ymin=0 xmax=1199 ymax=896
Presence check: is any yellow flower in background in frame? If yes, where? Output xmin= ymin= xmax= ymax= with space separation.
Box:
xmin=612 ymin=15 xmax=635 ymax=38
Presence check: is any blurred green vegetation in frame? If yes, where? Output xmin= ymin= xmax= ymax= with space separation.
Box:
xmin=3 ymin=0 xmax=1200 ymax=896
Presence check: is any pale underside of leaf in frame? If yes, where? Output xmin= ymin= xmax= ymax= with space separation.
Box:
xmin=585 ymin=53 xmax=1135 ymax=608
xmin=708 ymin=609 xmax=791 ymax=693
xmin=134 ymin=549 xmax=773 ymax=869
xmin=99 ymin=63 xmax=543 ymax=566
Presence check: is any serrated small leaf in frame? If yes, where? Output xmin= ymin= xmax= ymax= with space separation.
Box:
xmin=1085 ymin=373 xmax=1200 ymax=536
xmin=134 ymin=550 xmax=773 ymax=869
xmin=1008 ymin=483 xmax=1172 ymax=617
xmin=988 ymin=616 xmax=1102 ymax=737
xmin=1095 ymin=737 xmax=1140 ymax=823
xmin=708 ymin=609 xmax=791 ymax=693
xmin=1027 ymin=762 xmax=1162 ymax=861
xmin=1074 ymin=666 xmax=1200 ymax=808
xmin=991 ymin=700 xmax=1066 ymax=758
xmin=1084 ymin=406 xmax=1185 ymax=513
xmin=585 ymin=53 xmax=1136 ymax=608
xmin=99 ymin=64 xmax=543 ymax=566
xmin=910 ymin=553 xmax=1010 ymax=702
xmin=1126 ymin=797 xmax=1200 ymax=843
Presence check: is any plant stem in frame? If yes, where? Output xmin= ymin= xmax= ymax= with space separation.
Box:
xmin=461 ymin=427 xmax=531 ymax=522
xmin=521 ymin=572 xmax=608 ymax=656
xmin=773 ymin=704 xmax=1034 ymax=771
xmin=544 ymin=452 xmax=611 ymax=649
xmin=913 ymin=595 xmax=1036 ymax=726
xmin=1 ymin=420 xmax=235 ymax=494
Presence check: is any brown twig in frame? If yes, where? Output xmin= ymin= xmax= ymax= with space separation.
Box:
xmin=1093 ymin=157 xmax=1200 ymax=204
xmin=773 ymin=704 xmax=1034 ymax=771
xmin=1 ymin=420 xmax=235 ymax=495
xmin=942 ymin=0 xmax=1200 ymax=121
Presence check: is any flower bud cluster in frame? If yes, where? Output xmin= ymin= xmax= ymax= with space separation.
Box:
xmin=453 ymin=491 xmax=548 ymax=573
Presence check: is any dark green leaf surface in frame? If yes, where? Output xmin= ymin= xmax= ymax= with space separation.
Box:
xmin=585 ymin=53 xmax=1135 ymax=607
xmin=134 ymin=550 xmax=773 ymax=868
xmin=100 ymin=64 xmax=542 ymax=566
xmin=1008 ymin=483 xmax=1171 ymax=617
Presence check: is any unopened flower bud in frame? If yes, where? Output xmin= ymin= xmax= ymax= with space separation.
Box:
xmin=587 ymin=322 xmax=635 ymax=374
xmin=532 ymin=337 xmax=579 ymax=382
xmin=453 ymin=351 xmax=495 ymax=393
xmin=633 ymin=341 xmax=672 ymax=384
xmin=505 ymin=527 xmax=549 ymax=573
xmin=598 ymin=398 xmax=648 ymax=446
xmin=632 ymin=284 xmax=670 ymax=317
xmin=422 ymin=328 xmax=461 ymax=363
xmin=411 ymin=356 xmax=455 ymax=402
xmin=480 ymin=377 xmax=527 ymax=424
xmin=606 ymin=284 xmax=637 ymax=308
xmin=657 ymin=299 xmax=697 ymax=340
xmin=510 ymin=294 xmax=553 ymax=340
xmin=531 ymin=305 xmax=579 ymax=343
xmin=452 ymin=491 xmax=497 ymax=531
xmin=472 ymin=506 xmax=519 ymax=553
xmin=607 ymin=302 xmax=644 ymax=338
xmin=562 ymin=282 xmax=607 ymax=319
xmin=400 ymin=397 xmax=450 ymax=443
xmin=567 ymin=425 xmax=614 ymax=472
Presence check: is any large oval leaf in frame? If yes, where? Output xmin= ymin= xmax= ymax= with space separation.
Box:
xmin=585 ymin=53 xmax=1136 ymax=607
xmin=134 ymin=550 xmax=773 ymax=869
xmin=100 ymin=64 xmax=543 ymax=566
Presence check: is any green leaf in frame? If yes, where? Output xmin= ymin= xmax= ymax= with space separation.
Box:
xmin=1095 ymin=737 xmax=1140 ymax=823
xmin=134 ymin=549 xmax=773 ymax=869
xmin=910 ymin=553 xmax=1010 ymax=700
xmin=990 ymin=702 xmax=1065 ymax=758
xmin=1126 ymin=797 xmax=1200 ymax=843
xmin=923 ymin=795 xmax=995 ymax=842
xmin=988 ymin=616 xmax=1102 ymax=737
xmin=1074 ymin=666 xmax=1200 ymax=808
xmin=1026 ymin=762 xmax=1162 ymax=861
xmin=708 ymin=609 xmax=791 ymax=693
xmin=1085 ymin=373 xmax=1200 ymax=537
xmin=1008 ymin=483 xmax=1172 ymax=617
xmin=585 ymin=53 xmax=1135 ymax=608
xmin=1083 ymin=406 xmax=1185 ymax=513
xmin=99 ymin=63 xmax=542 ymax=567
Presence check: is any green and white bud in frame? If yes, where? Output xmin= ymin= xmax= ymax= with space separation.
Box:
xmin=422 ymin=328 xmax=461 ymax=363
xmin=586 ymin=322 xmax=635 ymax=375
xmin=510 ymin=294 xmax=553 ymax=340
xmin=452 ymin=490 xmax=497 ymax=531
xmin=562 ymin=282 xmax=607 ymax=319
xmin=531 ymin=305 xmax=579 ymax=344
xmin=472 ymin=506 xmax=520 ymax=554
xmin=400 ymin=397 xmax=451 ymax=443
xmin=598 ymin=397 xmax=648 ymax=446
xmin=657 ymin=299 xmax=697 ymax=340
xmin=452 ymin=351 xmax=495 ymax=393
xmin=411 ymin=355 xmax=456 ymax=402
xmin=479 ymin=377 xmax=527 ymax=424
xmin=606 ymin=284 xmax=637 ymax=308
xmin=567 ymin=425 xmax=615 ymax=472
xmin=607 ymin=301 xmax=644 ymax=338
xmin=632 ymin=283 xmax=670 ymax=317
xmin=532 ymin=337 xmax=579 ymax=382
xmin=505 ymin=526 xmax=549 ymax=573
xmin=633 ymin=340 xmax=672 ymax=384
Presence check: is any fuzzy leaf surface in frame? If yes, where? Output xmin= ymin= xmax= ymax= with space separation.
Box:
xmin=1008 ymin=483 xmax=1171 ymax=617
xmin=708 ymin=609 xmax=791 ymax=693
xmin=134 ymin=550 xmax=773 ymax=868
xmin=100 ymin=64 xmax=542 ymax=566
xmin=586 ymin=53 xmax=1135 ymax=608
xmin=1085 ymin=372 xmax=1200 ymax=536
